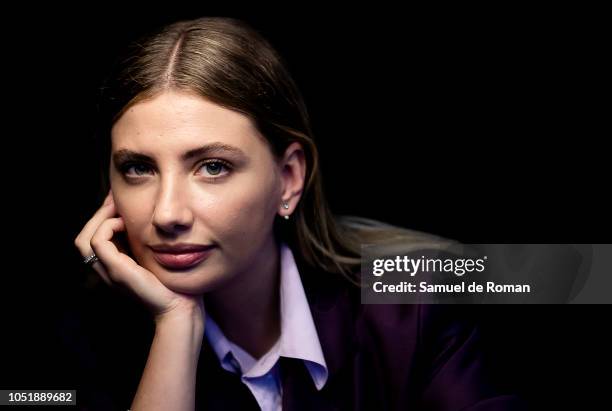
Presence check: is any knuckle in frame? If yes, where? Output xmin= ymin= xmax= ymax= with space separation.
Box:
xmin=74 ymin=236 xmax=88 ymax=254
xmin=90 ymin=236 xmax=101 ymax=250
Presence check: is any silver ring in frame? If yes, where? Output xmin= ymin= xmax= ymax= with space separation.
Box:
xmin=83 ymin=253 xmax=99 ymax=266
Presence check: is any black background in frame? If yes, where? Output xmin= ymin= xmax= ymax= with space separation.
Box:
xmin=1 ymin=4 xmax=609 ymax=409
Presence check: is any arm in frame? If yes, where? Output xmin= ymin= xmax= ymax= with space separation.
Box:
xmin=130 ymin=306 xmax=205 ymax=411
xmin=74 ymin=191 xmax=207 ymax=410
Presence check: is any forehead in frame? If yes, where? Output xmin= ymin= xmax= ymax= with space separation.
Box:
xmin=111 ymin=90 xmax=263 ymax=153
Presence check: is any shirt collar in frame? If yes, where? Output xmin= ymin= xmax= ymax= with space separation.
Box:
xmin=204 ymin=242 xmax=329 ymax=390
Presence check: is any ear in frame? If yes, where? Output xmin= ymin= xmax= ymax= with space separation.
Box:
xmin=278 ymin=142 xmax=306 ymax=218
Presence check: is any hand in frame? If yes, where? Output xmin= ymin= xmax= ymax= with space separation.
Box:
xmin=74 ymin=190 xmax=205 ymax=325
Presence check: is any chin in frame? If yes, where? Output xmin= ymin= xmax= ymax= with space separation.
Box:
xmin=155 ymin=267 xmax=233 ymax=295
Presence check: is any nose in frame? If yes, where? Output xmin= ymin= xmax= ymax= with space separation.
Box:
xmin=152 ymin=176 xmax=194 ymax=234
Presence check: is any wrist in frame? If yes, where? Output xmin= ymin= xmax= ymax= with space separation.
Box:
xmin=154 ymin=312 xmax=205 ymax=359
xmin=154 ymin=303 xmax=205 ymax=334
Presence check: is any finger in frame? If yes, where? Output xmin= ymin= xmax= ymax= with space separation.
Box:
xmin=74 ymin=193 xmax=117 ymax=284
xmin=90 ymin=217 xmax=128 ymax=285
xmin=79 ymin=200 xmax=117 ymax=243
xmin=90 ymin=259 xmax=112 ymax=286
xmin=103 ymin=190 xmax=113 ymax=206
xmin=74 ymin=201 xmax=117 ymax=256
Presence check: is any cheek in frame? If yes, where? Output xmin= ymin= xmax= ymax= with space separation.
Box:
xmin=113 ymin=192 xmax=153 ymax=249
xmin=203 ymin=177 xmax=280 ymax=244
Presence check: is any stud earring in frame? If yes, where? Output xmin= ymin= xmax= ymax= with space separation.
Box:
xmin=282 ymin=201 xmax=290 ymax=220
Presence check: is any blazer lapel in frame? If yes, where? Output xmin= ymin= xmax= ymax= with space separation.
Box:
xmin=197 ymin=256 xmax=360 ymax=410
xmin=283 ymin=257 xmax=360 ymax=410
xmin=196 ymin=338 xmax=261 ymax=410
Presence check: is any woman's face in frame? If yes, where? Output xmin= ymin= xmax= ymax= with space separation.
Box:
xmin=109 ymin=90 xmax=299 ymax=294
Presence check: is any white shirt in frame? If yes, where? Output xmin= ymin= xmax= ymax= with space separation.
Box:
xmin=204 ymin=242 xmax=329 ymax=410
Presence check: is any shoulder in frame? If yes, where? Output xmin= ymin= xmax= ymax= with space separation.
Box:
xmin=296 ymin=255 xmax=464 ymax=355
xmin=295 ymin=250 xmax=469 ymax=339
xmin=354 ymin=300 xmax=478 ymax=357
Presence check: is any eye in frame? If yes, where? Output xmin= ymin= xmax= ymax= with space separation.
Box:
xmin=120 ymin=163 xmax=153 ymax=177
xmin=198 ymin=160 xmax=231 ymax=178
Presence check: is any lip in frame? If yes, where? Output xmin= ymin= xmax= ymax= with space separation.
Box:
xmin=149 ymin=243 xmax=216 ymax=270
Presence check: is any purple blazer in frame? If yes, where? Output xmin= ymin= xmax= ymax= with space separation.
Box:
xmin=195 ymin=254 xmax=526 ymax=410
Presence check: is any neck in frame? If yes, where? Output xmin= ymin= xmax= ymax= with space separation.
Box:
xmin=204 ymin=235 xmax=281 ymax=359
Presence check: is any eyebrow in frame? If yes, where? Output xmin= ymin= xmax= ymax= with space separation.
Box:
xmin=112 ymin=142 xmax=249 ymax=165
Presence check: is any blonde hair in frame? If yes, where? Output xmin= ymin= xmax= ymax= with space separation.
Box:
xmin=94 ymin=17 xmax=454 ymax=286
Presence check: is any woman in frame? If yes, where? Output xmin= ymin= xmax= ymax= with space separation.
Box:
xmin=74 ymin=16 xmax=524 ymax=410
